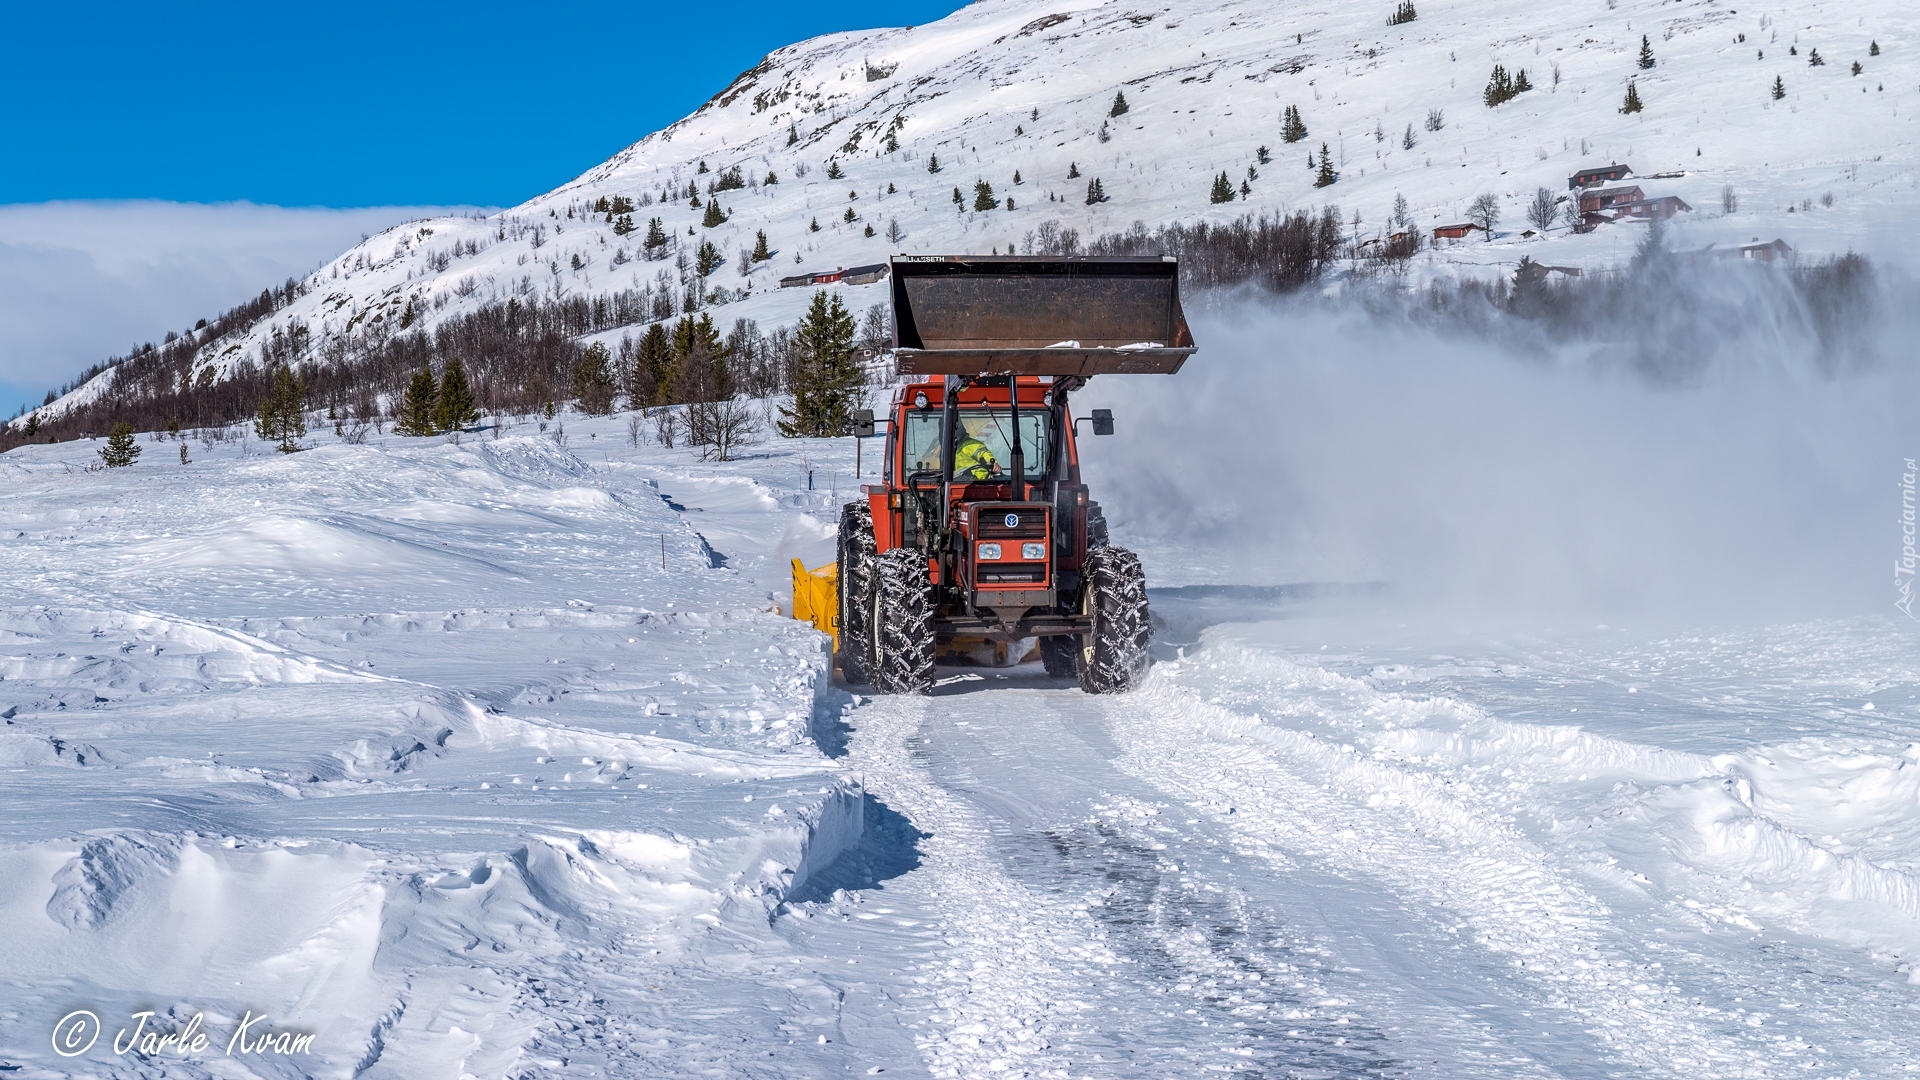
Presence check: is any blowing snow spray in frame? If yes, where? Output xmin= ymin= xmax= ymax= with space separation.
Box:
xmin=1899 ymin=458 xmax=1917 ymax=620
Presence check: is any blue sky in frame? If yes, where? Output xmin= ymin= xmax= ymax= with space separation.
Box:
xmin=5 ymin=0 xmax=967 ymax=208
xmin=1 ymin=0 xmax=968 ymax=418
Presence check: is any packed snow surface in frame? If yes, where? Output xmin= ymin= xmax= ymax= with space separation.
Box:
xmin=3 ymin=342 xmax=1917 ymax=1075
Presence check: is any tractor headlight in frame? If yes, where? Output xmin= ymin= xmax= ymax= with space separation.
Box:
xmin=977 ymin=543 xmax=1003 ymax=561
xmin=1021 ymin=542 xmax=1047 ymax=560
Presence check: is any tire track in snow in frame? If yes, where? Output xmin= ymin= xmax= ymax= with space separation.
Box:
xmin=848 ymin=696 xmax=1122 ymax=1079
xmin=1107 ymin=666 xmax=1799 ymax=1079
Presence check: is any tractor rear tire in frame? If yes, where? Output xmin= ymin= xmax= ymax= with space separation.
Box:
xmin=1039 ymin=636 xmax=1078 ymax=678
xmin=836 ymin=502 xmax=876 ymax=684
xmin=1078 ymin=546 xmax=1150 ymax=694
xmin=871 ymin=548 xmax=936 ymax=695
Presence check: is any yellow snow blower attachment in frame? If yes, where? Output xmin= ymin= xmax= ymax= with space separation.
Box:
xmin=790 ymin=559 xmax=839 ymax=648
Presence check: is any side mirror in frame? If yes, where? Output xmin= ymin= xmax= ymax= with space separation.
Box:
xmin=851 ymin=408 xmax=875 ymax=438
xmin=1090 ymin=409 xmax=1114 ymax=436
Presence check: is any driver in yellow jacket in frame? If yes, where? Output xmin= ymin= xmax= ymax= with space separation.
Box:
xmin=954 ymin=416 xmax=1002 ymax=480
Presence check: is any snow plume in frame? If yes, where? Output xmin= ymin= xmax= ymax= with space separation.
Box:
xmin=1081 ymin=263 xmax=1920 ymax=622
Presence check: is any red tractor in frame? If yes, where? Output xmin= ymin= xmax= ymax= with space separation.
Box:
xmin=835 ymin=255 xmax=1195 ymax=694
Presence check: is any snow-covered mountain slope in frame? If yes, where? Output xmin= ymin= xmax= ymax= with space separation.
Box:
xmin=35 ymin=0 xmax=1920 ymax=418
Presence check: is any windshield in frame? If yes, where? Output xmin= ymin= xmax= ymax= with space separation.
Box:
xmin=901 ymin=409 xmax=1051 ymax=481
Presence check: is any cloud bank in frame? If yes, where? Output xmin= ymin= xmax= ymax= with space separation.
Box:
xmin=0 ymin=200 xmax=487 ymax=415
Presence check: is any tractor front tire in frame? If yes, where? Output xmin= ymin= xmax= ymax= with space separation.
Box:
xmin=1078 ymin=546 xmax=1150 ymax=694
xmin=871 ymin=548 xmax=936 ymax=695
xmin=836 ymin=502 xmax=877 ymax=684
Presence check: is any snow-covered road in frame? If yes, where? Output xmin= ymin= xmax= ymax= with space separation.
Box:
xmin=3 ymin=413 xmax=1917 ymax=1078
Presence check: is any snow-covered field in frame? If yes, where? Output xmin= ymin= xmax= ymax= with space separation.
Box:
xmin=4 ymin=298 xmax=1918 ymax=1076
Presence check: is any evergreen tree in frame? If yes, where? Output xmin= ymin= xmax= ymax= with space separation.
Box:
xmin=1085 ymin=177 xmax=1105 ymax=204
xmin=396 ymin=368 xmax=439 ymax=435
xmin=1513 ymin=68 xmax=1531 ymax=92
xmin=574 ymin=342 xmax=618 ymax=415
xmin=884 ymin=129 xmax=900 ymax=152
xmin=1387 ymin=1 xmax=1417 ymax=25
xmin=670 ymin=314 xmax=730 ymax=404
xmin=700 ymin=199 xmax=727 ymax=227
xmin=778 ymin=291 xmax=861 ymax=438
xmin=1402 ymin=123 xmax=1417 ymax=149
xmin=695 ymin=239 xmax=724 ymax=276
xmin=1314 ymin=144 xmax=1339 ymax=187
xmin=973 ymin=180 xmax=999 ymax=211
xmin=1209 ymin=171 xmax=1236 ymax=203
xmin=1013 ymin=169 xmax=1023 ymax=184
xmin=179 ymin=442 xmax=190 ymax=464
xmin=810 ymin=217 xmax=821 ymax=232
xmin=1067 ymin=161 xmax=1081 ymax=178
xmin=1851 ymin=60 xmax=1863 ymax=76
xmin=643 ymin=217 xmax=668 ymax=250
xmin=637 ymin=322 xmax=674 ymax=406
xmin=1808 ymin=47 xmax=1823 ymax=66
xmin=1620 ymin=80 xmax=1644 ymax=113
xmin=827 ymin=159 xmax=844 ymax=179
xmin=99 ymin=422 xmax=140 ymax=467
xmin=765 ymin=171 xmax=779 ymax=184
xmin=1870 ymin=41 xmax=1879 ymax=56
xmin=1772 ymin=75 xmax=1786 ymax=99
xmin=864 ymin=223 xmax=876 ymax=237
xmin=1282 ymin=104 xmax=1308 ymax=143
xmin=926 ymin=153 xmax=942 ymax=173
xmin=613 ymin=214 xmax=635 ymax=236
xmin=254 ymin=363 xmax=307 ymax=452
xmin=1637 ymin=35 xmax=1656 ymax=69
xmin=1510 ymin=256 xmax=1549 ymax=317
xmin=1109 ymin=91 xmax=1130 ymax=117
xmin=787 ymin=124 xmax=799 ymax=146
xmin=751 ymin=230 xmax=771 ymax=261
xmin=434 ymin=358 xmax=479 ymax=431
xmin=23 ymin=413 xmax=38 ymax=437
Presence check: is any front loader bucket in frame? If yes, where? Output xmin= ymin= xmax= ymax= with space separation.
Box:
xmin=890 ymin=256 xmax=1196 ymax=377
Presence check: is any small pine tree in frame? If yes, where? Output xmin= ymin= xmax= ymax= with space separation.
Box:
xmin=1067 ymin=161 xmax=1081 ymax=179
xmin=751 ymin=230 xmax=771 ymax=261
xmin=254 ymin=363 xmax=307 ymax=452
xmin=927 ymin=153 xmax=942 ymax=173
xmin=696 ymin=239 xmax=723 ymax=275
xmin=637 ymin=323 xmax=674 ymax=406
xmin=1209 ymin=171 xmax=1236 ymax=203
xmin=434 ymin=358 xmax=479 ymax=431
xmin=1085 ymin=177 xmax=1105 ymax=204
xmin=810 ymin=217 xmax=821 ymax=232
xmin=864 ymin=223 xmax=876 ymax=237
xmin=1387 ymin=0 xmax=1417 ymax=25
xmin=1870 ymin=41 xmax=1879 ymax=56
xmin=701 ymin=200 xmax=727 ymax=228
xmin=778 ymin=291 xmax=862 ymax=438
xmin=1772 ymin=75 xmax=1786 ymax=99
xmin=574 ymin=343 xmax=619 ymax=415
xmin=827 ymin=159 xmax=844 ymax=179
xmin=973 ymin=180 xmax=999 ymax=211
xmin=1314 ymin=144 xmax=1338 ymax=187
xmin=179 ymin=441 xmax=190 ymax=464
xmin=1282 ymin=104 xmax=1308 ymax=142
xmin=765 ymin=171 xmax=779 ymax=184
xmin=1851 ymin=60 xmax=1863 ymax=76
xmin=787 ymin=124 xmax=799 ymax=146
xmin=843 ymin=206 xmax=858 ymax=223
xmin=1257 ymin=145 xmax=1271 ymax=164
xmin=1110 ymin=91 xmax=1130 ymax=117
xmin=644 ymin=217 xmax=668 ymax=249
xmin=23 ymin=413 xmax=39 ymax=437
xmin=397 ymin=368 xmax=439 ymax=435
xmin=1514 ymin=68 xmax=1532 ymax=92
xmin=952 ymin=186 xmax=963 ymax=204
xmin=1402 ymin=123 xmax=1417 ymax=149
xmin=1013 ymin=169 xmax=1023 ymax=184
xmin=884 ymin=129 xmax=900 ymax=152
xmin=1006 ymin=197 xmax=1014 ymax=210
xmin=1620 ymin=80 xmax=1644 ymax=113
xmin=1638 ymin=35 xmax=1655 ymax=69
xmin=1807 ymin=48 xmax=1823 ymax=67
xmin=99 ymin=422 xmax=140 ymax=467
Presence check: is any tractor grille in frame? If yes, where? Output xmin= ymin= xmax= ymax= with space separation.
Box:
xmin=979 ymin=567 xmax=1046 ymax=584
xmin=976 ymin=508 xmax=1049 ymax=539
